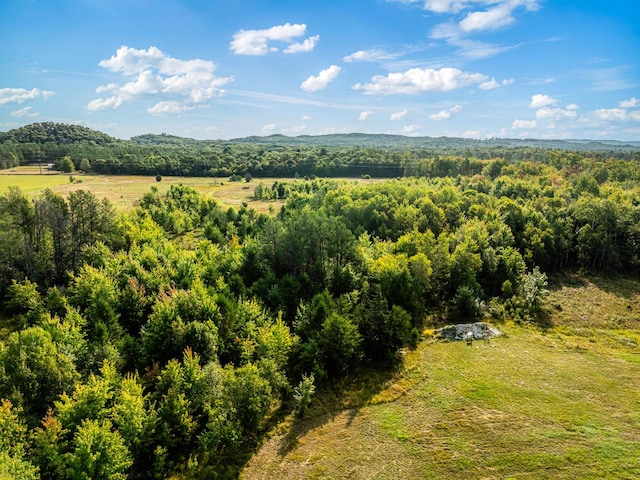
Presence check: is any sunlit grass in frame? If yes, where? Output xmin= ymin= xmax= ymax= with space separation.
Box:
xmin=242 ymin=278 xmax=640 ymax=480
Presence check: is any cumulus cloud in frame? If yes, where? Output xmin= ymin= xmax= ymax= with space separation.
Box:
xmin=430 ymin=104 xmax=463 ymax=120
xmin=99 ymin=46 xmax=164 ymax=75
xmin=594 ymin=108 xmax=640 ymax=121
xmin=230 ymin=23 xmax=316 ymax=55
xmin=88 ymin=46 xmax=233 ymax=115
xmin=619 ymin=97 xmax=639 ymax=108
xmin=284 ymin=35 xmax=319 ymax=54
xmin=525 ymin=94 xmax=579 ymax=123
xmin=390 ymin=110 xmax=408 ymax=120
xmin=87 ymin=96 xmax=125 ymax=111
xmin=359 ymin=111 xmax=374 ymax=120
xmin=300 ymin=65 xmax=342 ymax=92
xmin=512 ymin=119 xmax=537 ymax=129
xmin=535 ymin=106 xmax=578 ymax=120
xmin=353 ymin=67 xmax=487 ymax=95
xmin=529 ymin=94 xmax=558 ymax=109
xmin=0 ymin=87 xmax=54 ymax=105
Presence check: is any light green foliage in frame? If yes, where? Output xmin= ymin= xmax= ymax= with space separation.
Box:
xmin=141 ymin=283 xmax=220 ymax=366
xmin=0 ymin=399 xmax=39 ymax=479
xmin=59 ymin=156 xmax=74 ymax=173
xmin=78 ymin=158 xmax=91 ymax=173
xmin=518 ymin=266 xmax=549 ymax=319
xmin=293 ymin=373 xmax=315 ymax=417
xmin=0 ymin=326 xmax=79 ymax=420
xmin=64 ymin=418 xmax=132 ymax=480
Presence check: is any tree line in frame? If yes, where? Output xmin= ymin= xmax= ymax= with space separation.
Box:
xmin=1 ymin=146 xmax=639 ymax=477
xmin=2 ymin=122 xmax=639 ymax=177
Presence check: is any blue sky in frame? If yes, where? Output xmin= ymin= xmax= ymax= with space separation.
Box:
xmin=1 ymin=0 xmax=638 ymax=140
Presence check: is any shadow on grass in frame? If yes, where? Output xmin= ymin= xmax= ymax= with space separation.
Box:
xmin=276 ymin=360 xmax=403 ymax=458
xmin=549 ymin=269 xmax=640 ymax=300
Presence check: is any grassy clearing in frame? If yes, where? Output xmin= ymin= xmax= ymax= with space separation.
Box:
xmin=0 ymin=167 xmax=285 ymax=212
xmin=242 ymin=275 xmax=640 ymax=480
xmin=0 ymin=167 xmax=377 ymax=213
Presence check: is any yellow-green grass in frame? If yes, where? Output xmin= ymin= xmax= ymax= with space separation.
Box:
xmin=242 ymin=276 xmax=640 ymax=480
xmin=0 ymin=167 xmax=284 ymax=212
xmin=0 ymin=167 xmax=379 ymax=213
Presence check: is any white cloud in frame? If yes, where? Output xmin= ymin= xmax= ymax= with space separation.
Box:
xmin=479 ymin=77 xmax=514 ymax=90
xmin=343 ymin=49 xmax=399 ymax=63
xmin=359 ymin=111 xmax=374 ymax=120
xmin=630 ymin=111 xmax=640 ymax=121
xmin=528 ymin=94 xmax=578 ymax=122
xmin=230 ymin=23 xmax=310 ymax=55
xmin=594 ymin=108 xmax=629 ymax=121
xmin=403 ymin=125 xmax=421 ymax=134
xmin=301 ymin=115 xmax=312 ymax=121
xmin=430 ymin=104 xmax=462 ymax=120
xmin=283 ymin=125 xmax=308 ymax=134
xmin=283 ymin=35 xmax=319 ymax=54
xmin=512 ymin=119 xmax=537 ymax=129
xmin=147 ymin=101 xmax=193 ymax=116
xmin=390 ymin=110 xmax=408 ymax=120
xmin=119 ymin=70 xmax=162 ymax=96
xmin=386 ymin=0 xmax=468 ymax=14
xmin=10 ymin=106 xmax=39 ymax=118
xmin=0 ymin=87 xmax=54 ymax=105
xmin=88 ymin=46 xmax=233 ymax=114
xmin=261 ymin=124 xmax=278 ymax=133
xmin=422 ymin=1 xmax=540 ymax=59
xmin=529 ymin=94 xmax=558 ymax=109
xmin=536 ymin=106 xmax=578 ymax=120
xmin=619 ymin=97 xmax=639 ymax=108
xmin=96 ymin=83 xmax=117 ymax=93
xmin=300 ymin=65 xmax=342 ymax=92
xmin=99 ymin=46 xmax=164 ymax=75
xmin=460 ymin=4 xmax=516 ymax=32
xmin=463 ymin=130 xmax=481 ymax=138
xmin=353 ymin=67 xmax=487 ymax=95
xmin=87 ymin=95 xmax=125 ymax=111
xmin=458 ymin=1 xmax=540 ymax=32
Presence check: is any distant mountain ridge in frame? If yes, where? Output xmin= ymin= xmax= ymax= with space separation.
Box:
xmin=226 ymin=132 xmax=640 ymax=151
xmin=2 ymin=123 xmax=639 ymax=152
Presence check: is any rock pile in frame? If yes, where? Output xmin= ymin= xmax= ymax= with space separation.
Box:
xmin=434 ymin=322 xmax=502 ymax=342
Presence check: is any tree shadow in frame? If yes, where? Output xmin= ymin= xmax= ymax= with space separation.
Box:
xmin=549 ymin=270 xmax=640 ymax=300
xmin=275 ymin=361 xmax=403 ymax=458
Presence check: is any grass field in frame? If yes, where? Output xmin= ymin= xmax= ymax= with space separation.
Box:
xmin=0 ymin=167 xmax=284 ymax=212
xmin=242 ymin=275 xmax=640 ymax=480
xmin=0 ymin=166 xmax=377 ymax=213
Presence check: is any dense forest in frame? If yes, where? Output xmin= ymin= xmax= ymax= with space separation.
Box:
xmin=1 ymin=123 xmax=640 ymax=478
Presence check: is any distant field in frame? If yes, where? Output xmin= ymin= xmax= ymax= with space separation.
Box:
xmin=0 ymin=167 xmax=377 ymax=213
xmin=242 ymin=274 xmax=640 ymax=480
xmin=0 ymin=167 xmax=285 ymax=212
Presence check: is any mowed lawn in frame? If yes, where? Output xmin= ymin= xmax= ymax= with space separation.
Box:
xmin=242 ymin=276 xmax=640 ymax=480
